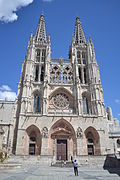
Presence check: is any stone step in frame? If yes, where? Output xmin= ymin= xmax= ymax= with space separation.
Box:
xmin=5 ymin=155 xmax=53 ymax=166
xmin=51 ymin=161 xmax=73 ymax=167
xmin=0 ymin=163 xmax=22 ymax=169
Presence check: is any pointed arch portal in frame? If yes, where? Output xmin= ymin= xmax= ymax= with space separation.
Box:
xmin=49 ymin=118 xmax=76 ymax=161
xmin=26 ymin=125 xmax=42 ymax=155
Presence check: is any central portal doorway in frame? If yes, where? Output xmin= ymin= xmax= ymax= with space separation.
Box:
xmin=57 ymin=139 xmax=67 ymax=161
xmin=29 ymin=143 xmax=35 ymax=155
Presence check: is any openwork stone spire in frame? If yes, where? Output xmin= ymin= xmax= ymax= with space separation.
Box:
xmin=74 ymin=16 xmax=86 ymax=45
xmin=35 ymin=13 xmax=47 ymax=43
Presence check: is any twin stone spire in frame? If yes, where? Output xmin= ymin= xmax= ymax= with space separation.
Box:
xmin=34 ymin=13 xmax=86 ymax=46
xmin=28 ymin=13 xmax=95 ymax=62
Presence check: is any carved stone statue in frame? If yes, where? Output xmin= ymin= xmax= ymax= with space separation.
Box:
xmin=76 ymin=127 xmax=83 ymax=138
xmin=42 ymin=127 xmax=48 ymax=138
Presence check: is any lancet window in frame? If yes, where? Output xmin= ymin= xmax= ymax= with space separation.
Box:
xmin=35 ymin=65 xmax=39 ymax=82
xmin=41 ymin=49 xmax=46 ymax=62
xmin=82 ymin=51 xmax=85 ymax=59
xmin=82 ymin=51 xmax=86 ymax=64
xmin=78 ymin=67 xmax=82 ymax=83
xmin=36 ymin=49 xmax=40 ymax=62
xmin=84 ymin=68 xmax=87 ymax=84
xmin=40 ymin=66 xmax=44 ymax=82
xmin=34 ymin=94 xmax=40 ymax=113
xmin=82 ymin=95 xmax=89 ymax=114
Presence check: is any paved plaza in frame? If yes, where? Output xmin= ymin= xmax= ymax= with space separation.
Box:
xmin=0 ymin=164 xmax=120 ymax=180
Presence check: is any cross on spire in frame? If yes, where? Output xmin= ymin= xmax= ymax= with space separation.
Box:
xmin=74 ymin=16 xmax=86 ymax=46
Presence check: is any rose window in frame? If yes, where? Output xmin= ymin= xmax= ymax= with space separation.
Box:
xmin=53 ymin=93 xmax=69 ymax=109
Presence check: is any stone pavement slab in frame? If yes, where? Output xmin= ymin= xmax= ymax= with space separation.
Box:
xmin=0 ymin=165 xmax=120 ymax=180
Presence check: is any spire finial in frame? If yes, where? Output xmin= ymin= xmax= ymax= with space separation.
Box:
xmin=74 ymin=16 xmax=86 ymax=45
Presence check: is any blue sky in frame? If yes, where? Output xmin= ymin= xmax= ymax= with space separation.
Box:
xmin=0 ymin=0 xmax=120 ymax=120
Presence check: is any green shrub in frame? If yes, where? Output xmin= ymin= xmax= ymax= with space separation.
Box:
xmin=0 ymin=150 xmax=8 ymax=163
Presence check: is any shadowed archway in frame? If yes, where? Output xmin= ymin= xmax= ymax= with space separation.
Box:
xmin=84 ymin=126 xmax=101 ymax=155
xmin=26 ymin=125 xmax=42 ymax=155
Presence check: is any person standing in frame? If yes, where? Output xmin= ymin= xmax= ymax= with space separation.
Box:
xmin=73 ymin=159 xmax=78 ymax=176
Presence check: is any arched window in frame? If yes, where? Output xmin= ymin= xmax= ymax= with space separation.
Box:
xmin=35 ymin=66 xmax=39 ymax=82
xmin=34 ymin=94 xmax=40 ymax=112
xmin=82 ymin=96 xmax=89 ymax=114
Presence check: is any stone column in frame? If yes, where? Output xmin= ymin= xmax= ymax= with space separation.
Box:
xmin=52 ymin=138 xmax=56 ymax=163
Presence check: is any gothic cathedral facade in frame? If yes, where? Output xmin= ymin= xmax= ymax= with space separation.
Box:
xmin=9 ymin=14 xmax=120 ymax=162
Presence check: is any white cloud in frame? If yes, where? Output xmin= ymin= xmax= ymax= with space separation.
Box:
xmin=0 ymin=85 xmax=11 ymax=91
xmin=115 ymin=99 xmax=120 ymax=104
xmin=0 ymin=0 xmax=34 ymax=23
xmin=0 ymin=0 xmax=54 ymax=23
xmin=0 ymin=85 xmax=16 ymax=101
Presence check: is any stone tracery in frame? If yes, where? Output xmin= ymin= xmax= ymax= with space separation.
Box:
xmin=50 ymin=63 xmax=73 ymax=84
xmin=53 ymin=93 xmax=69 ymax=109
